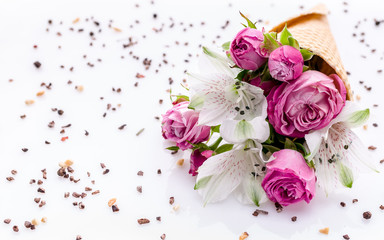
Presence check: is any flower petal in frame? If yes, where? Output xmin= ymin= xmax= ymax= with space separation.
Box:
xmin=221 ymin=117 xmax=269 ymax=144
xmin=200 ymin=46 xmax=239 ymax=77
xmin=234 ymin=173 xmax=267 ymax=206
xmin=195 ymin=149 xmax=251 ymax=205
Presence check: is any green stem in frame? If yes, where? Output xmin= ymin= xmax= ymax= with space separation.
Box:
xmin=209 ymin=137 xmax=223 ymax=151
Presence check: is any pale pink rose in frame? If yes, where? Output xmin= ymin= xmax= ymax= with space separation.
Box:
xmin=267 ymin=70 xmax=347 ymax=138
xmin=268 ymin=45 xmax=304 ymax=82
xmin=261 ymin=149 xmax=316 ymax=206
xmin=230 ymin=28 xmax=268 ymax=70
xmin=162 ymin=102 xmax=211 ymax=150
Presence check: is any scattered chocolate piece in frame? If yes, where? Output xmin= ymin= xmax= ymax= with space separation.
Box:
xmin=343 ymin=234 xmax=350 ymax=240
xmin=34 ymin=61 xmax=41 ymax=68
xmin=58 ymin=109 xmax=64 ymax=115
xmin=11 ymin=170 xmax=17 ymax=175
xmin=112 ymin=205 xmax=119 ymax=212
xmin=363 ymin=211 xmax=372 ymax=219
xmin=137 ymin=218 xmax=150 ymax=225
xmin=37 ymin=187 xmax=45 ymax=193
xmin=169 ymin=196 xmax=175 ymax=205
xmin=380 ymin=159 xmax=384 ymax=164
xmin=157 ymin=169 xmax=162 ymax=174
xmin=64 ymin=192 xmax=70 ymax=198
xmin=24 ymin=221 xmax=32 ymax=229
xmin=368 ymin=146 xmax=377 ymax=150
xmin=6 ymin=177 xmax=14 ymax=181
xmin=103 ymin=169 xmax=110 ymax=175
xmin=340 ymin=202 xmax=346 ymax=207
xmin=22 ymin=148 xmax=28 ymax=152
xmin=156 ymin=216 xmax=161 ymax=221
xmin=92 ymin=190 xmax=100 ymax=195
xmin=118 ymin=124 xmax=127 ymax=130
xmin=160 ymin=234 xmax=166 ymax=240
xmin=137 ymin=186 xmax=142 ymax=193
xmin=380 ymin=205 xmax=384 ymax=210
xmin=79 ymin=202 xmax=85 ymax=209
xmin=252 ymin=209 xmax=268 ymax=216
xmin=39 ymin=201 xmax=46 ymax=208
xmin=100 ymin=163 xmax=106 ymax=169
xmin=352 ymin=199 xmax=358 ymax=203
xmin=34 ymin=198 xmax=41 ymax=203
xmin=291 ymin=216 xmax=297 ymax=222
xmin=4 ymin=219 xmax=11 ymax=224
xmin=137 ymin=170 xmax=144 ymax=176
xmin=275 ymin=202 xmax=283 ymax=213
xmin=13 ymin=225 xmax=19 ymax=232
xmin=76 ymin=235 xmax=82 ymax=240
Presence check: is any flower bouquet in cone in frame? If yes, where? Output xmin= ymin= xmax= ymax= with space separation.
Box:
xmin=161 ymin=4 xmax=377 ymax=207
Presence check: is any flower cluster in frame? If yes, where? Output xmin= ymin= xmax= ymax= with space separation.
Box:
xmin=161 ymin=14 xmax=376 ymax=207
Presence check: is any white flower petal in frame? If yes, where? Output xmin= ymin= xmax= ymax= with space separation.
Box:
xmin=329 ymin=101 xmax=370 ymax=128
xmin=200 ymin=46 xmax=239 ymax=77
xmin=221 ymin=117 xmax=269 ymax=144
xmin=314 ymin=122 xmax=378 ymax=195
xmin=235 ymin=173 xmax=267 ymax=206
xmin=195 ymin=149 xmax=251 ymax=205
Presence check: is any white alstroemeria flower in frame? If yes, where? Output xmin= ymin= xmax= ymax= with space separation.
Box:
xmin=195 ymin=140 xmax=267 ymax=206
xmin=305 ymin=101 xmax=378 ymax=195
xmin=188 ymin=47 xmax=267 ymax=129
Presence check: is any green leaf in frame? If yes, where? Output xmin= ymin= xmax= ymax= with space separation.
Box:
xmin=338 ymin=162 xmax=354 ymax=188
xmin=279 ymin=24 xmax=292 ymax=46
xmin=295 ymin=142 xmax=308 ymax=156
xmin=347 ymin=109 xmax=370 ymax=127
xmin=284 ymin=138 xmax=297 ymax=150
xmin=211 ymin=125 xmax=221 ymax=133
xmin=235 ymin=69 xmax=249 ymax=81
xmin=303 ymin=65 xmax=310 ymax=72
xmin=239 ymin=12 xmax=257 ymax=29
xmin=174 ymin=94 xmax=189 ymax=102
xmin=288 ymin=36 xmax=300 ymax=49
xmin=209 ymin=137 xmax=223 ymax=151
xmin=262 ymin=144 xmax=281 ymax=154
xmin=300 ymin=48 xmax=314 ymax=61
xmin=260 ymin=69 xmax=271 ymax=83
xmin=269 ymin=32 xmax=277 ymax=39
xmin=194 ymin=176 xmax=212 ymax=190
xmin=262 ymin=33 xmax=280 ymax=54
xmin=215 ymin=144 xmax=234 ymax=154
xmin=166 ymin=146 xmax=179 ymax=151
xmin=222 ymin=41 xmax=230 ymax=51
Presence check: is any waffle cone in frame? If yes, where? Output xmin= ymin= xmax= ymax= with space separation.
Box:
xmin=269 ymin=4 xmax=352 ymax=100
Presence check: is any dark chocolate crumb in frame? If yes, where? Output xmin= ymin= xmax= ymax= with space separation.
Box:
xmin=352 ymin=199 xmax=358 ymax=203
xmin=100 ymin=163 xmax=106 ymax=169
xmin=160 ymin=233 xmax=166 ymax=240
xmin=156 ymin=216 xmax=161 ymax=221
xmin=137 ymin=218 xmax=150 ymax=225
xmin=291 ymin=216 xmax=297 ymax=222
xmin=13 ymin=225 xmax=19 ymax=232
xmin=157 ymin=169 xmax=162 ymax=174
xmin=22 ymin=148 xmax=29 ymax=152
xmin=112 ymin=205 xmax=119 ymax=212
xmin=137 ymin=170 xmax=144 ymax=176
xmin=103 ymin=169 xmax=110 ymax=175
xmin=380 ymin=205 xmax=384 ymax=210
xmin=37 ymin=187 xmax=45 ymax=193
xmin=340 ymin=202 xmax=346 ymax=207
xmin=4 ymin=219 xmax=11 ymax=224
xmin=33 ymin=61 xmax=41 ymax=68
xmin=252 ymin=209 xmax=269 ymax=216
xmin=137 ymin=186 xmax=142 ymax=193
xmin=343 ymin=234 xmax=350 ymax=240
xmin=169 ymin=196 xmax=175 ymax=205
xmin=363 ymin=211 xmax=372 ymax=219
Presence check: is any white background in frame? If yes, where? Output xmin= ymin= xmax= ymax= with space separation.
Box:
xmin=0 ymin=0 xmax=384 ymax=239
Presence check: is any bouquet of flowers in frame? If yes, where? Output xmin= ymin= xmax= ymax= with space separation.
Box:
xmin=161 ymin=4 xmax=377 ymax=207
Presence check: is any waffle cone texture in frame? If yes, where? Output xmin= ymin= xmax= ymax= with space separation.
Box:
xmin=269 ymin=4 xmax=352 ymax=100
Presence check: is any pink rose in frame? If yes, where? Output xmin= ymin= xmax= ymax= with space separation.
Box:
xmin=267 ymin=70 xmax=346 ymax=138
xmin=261 ymin=149 xmax=316 ymax=206
xmin=189 ymin=149 xmax=213 ymax=176
xmin=249 ymin=76 xmax=277 ymax=96
xmin=162 ymin=102 xmax=211 ymax=150
xmin=230 ymin=28 xmax=268 ymax=70
xmin=268 ymin=45 xmax=304 ymax=82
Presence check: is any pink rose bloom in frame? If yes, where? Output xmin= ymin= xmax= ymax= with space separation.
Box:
xmin=189 ymin=149 xmax=213 ymax=176
xmin=250 ymin=76 xmax=277 ymax=96
xmin=267 ymin=70 xmax=347 ymax=138
xmin=268 ymin=45 xmax=304 ymax=82
xmin=261 ymin=149 xmax=316 ymax=206
xmin=230 ymin=28 xmax=268 ymax=70
xmin=162 ymin=102 xmax=211 ymax=150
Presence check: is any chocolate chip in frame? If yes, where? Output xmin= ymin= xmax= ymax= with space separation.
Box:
xmin=24 ymin=221 xmax=32 ymax=229
xmin=137 ymin=218 xmax=150 ymax=225
xmin=169 ymin=196 xmax=174 ymax=205
xmin=118 ymin=124 xmax=127 ymax=130
xmin=380 ymin=205 xmax=384 ymax=210
xmin=76 ymin=235 xmax=82 ymax=240
xmin=137 ymin=170 xmax=144 ymax=176
xmin=100 ymin=163 xmax=106 ymax=169
xmin=157 ymin=169 xmax=162 ymax=174
xmin=291 ymin=216 xmax=297 ymax=222
xmin=4 ymin=219 xmax=11 ymax=224
xmin=112 ymin=205 xmax=120 ymax=212
xmin=352 ymin=199 xmax=358 ymax=203
xmin=363 ymin=211 xmax=372 ymax=219
xmin=136 ymin=186 xmax=142 ymax=193
xmin=6 ymin=177 xmax=14 ymax=181
xmin=37 ymin=187 xmax=45 ymax=193
xmin=34 ymin=198 xmax=41 ymax=203
xmin=343 ymin=234 xmax=350 ymax=240
xmin=58 ymin=109 xmax=64 ymax=115
xmin=156 ymin=216 xmax=161 ymax=221
xmin=33 ymin=61 xmax=41 ymax=68
xmin=340 ymin=202 xmax=346 ymax=207
xmin=102 ymin=169 xmax=110 ymax=175
xmin=13 ymin=225 xmax=19 ymax=232
xmin=368 ymin=146 xmax=377 ymax=150
xmin=160 ymin=234 xmax=166 ymax=240
xmin=22 ymin=148 xmax=28 ymax=152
